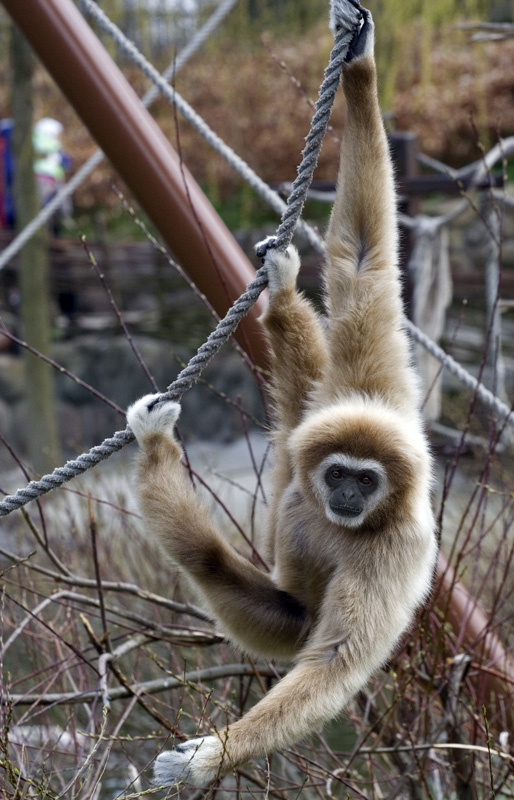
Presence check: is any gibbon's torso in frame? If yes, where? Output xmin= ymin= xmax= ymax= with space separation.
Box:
xmin=271 ymin=484 xmax=337 ymax=615
xmin=271 ymin=470 xmax=436 ymax=641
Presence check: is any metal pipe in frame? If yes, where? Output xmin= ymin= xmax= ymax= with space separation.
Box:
xmin=435 ymin=552 xmax=514 ymax=718
xmin=2 ymin=0 xmax=268 ymax=366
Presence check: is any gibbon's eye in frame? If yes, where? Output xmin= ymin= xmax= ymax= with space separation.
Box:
xmin=329 ymin=467 xmax=344 ymax=481
xmin=359 ymin=473 xmax=375 ymax=486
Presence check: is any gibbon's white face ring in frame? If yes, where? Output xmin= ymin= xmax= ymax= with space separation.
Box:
xmin=310 ymin=452 xmax=390 ymax=528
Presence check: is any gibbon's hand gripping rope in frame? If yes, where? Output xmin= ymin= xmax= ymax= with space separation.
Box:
xmin=0 ymin=0 xmax=356 ymax=517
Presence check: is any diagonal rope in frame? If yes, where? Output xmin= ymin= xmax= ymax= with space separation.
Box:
xmin=0 ymin=0 xmax=240 ymax=272
xmin=0 ymin=3 xmax=355 ymax=517
xmin=404 ymin=319 xmax=514 ymax=427
xmin=3 ymin=1 xmax=513 ymax=518
xmin=78 ymin=0 xmax=327 ymax=254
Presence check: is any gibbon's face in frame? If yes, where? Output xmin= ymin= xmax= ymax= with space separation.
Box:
xmin=313 ymin=453 xmax=390 ymax=529
xmin=290 ymin=403 xmax=423 ymax=531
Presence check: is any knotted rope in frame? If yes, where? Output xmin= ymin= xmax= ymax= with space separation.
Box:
xmin=0 ymin=0 xmax=355 ymax=516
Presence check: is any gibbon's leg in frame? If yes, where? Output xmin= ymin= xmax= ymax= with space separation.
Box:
xmin=126 ymin=395 xmax=308 ymax=660
xmin=322 ymin=10 xmax=416 ymax=407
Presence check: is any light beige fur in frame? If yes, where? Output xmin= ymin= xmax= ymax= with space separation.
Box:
xmin=126 ymin=2 xmax=437 ymax=787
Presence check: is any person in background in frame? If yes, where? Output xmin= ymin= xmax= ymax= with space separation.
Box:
xmin=33 ymin=117 xmax=72 ymax=234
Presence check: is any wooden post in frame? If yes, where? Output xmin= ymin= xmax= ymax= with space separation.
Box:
xmin=388 ymin=131 xmax=419 ymax=318
xmin=11 ymin=24 xmax=62 ymax=474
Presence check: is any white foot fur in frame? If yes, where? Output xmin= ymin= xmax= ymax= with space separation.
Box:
xmin=263 ymin=243 xmax=301 ymax=296
xmin=126 ymin=393 xmax=181 ymax=443
xmin=153 ymin=736 xmax=222 ymax=787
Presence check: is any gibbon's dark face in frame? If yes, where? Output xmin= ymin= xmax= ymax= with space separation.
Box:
xmin=324 ymin=463 xmax=380 ymax=520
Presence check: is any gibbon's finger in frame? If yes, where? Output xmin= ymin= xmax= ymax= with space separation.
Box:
xmin=329 ymin=0 xmax=363 ymax=35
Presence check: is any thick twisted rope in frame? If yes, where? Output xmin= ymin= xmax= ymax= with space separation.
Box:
xmin=71 ymin=0 xmax=514 ymax=425
xmin=7 ymin=0 xmax=514 ymax=421
xmin=0 ymin=0 xmax=240 ymax=273
xmin=0 ymin=269 xmax=269 ymax=515
xmin=404 ymin=319 xmax=514 ymax=426
xmin=0 ymin=2 xmax=353 ymax=516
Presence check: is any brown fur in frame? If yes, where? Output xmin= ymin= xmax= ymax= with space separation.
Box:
xmin=127 ymin=6 xmax=437 ymax=787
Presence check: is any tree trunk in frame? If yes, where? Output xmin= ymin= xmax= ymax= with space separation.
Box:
xmin=10 ymin=24 xmax=61 ymax=475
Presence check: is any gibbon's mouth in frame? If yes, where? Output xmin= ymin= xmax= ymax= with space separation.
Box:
xmin=330 ymin=502 xmax=363 ymax=517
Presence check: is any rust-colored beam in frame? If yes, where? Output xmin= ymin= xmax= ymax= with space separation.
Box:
xmin=434 ymin=552 xmax=514 ymax=712
xmin=3 ymin=0 xmax=268 ymax=367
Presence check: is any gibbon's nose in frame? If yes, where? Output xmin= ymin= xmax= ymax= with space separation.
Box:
xmin=341 ymin=487 xmax=358 ymax=504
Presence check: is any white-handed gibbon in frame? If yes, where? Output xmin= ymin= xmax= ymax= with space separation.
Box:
xmin=126 ymin=0 xmax=437 ymax=787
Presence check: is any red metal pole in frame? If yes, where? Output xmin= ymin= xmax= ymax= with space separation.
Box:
xmin=435 ymin=552 xmax=514 ymax=713
xmin=2 ymin=0 xmax=268 ymax=367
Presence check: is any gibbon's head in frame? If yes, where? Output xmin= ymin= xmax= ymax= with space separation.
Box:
xmin=288 ymin=399 xmax=431 ymax=532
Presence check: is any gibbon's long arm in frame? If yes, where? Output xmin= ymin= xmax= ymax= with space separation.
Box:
xmin=155 ymin=654 xmax=358 ymax=788
xmin=259 ymin=246 xmax=329 ymax=551
xmin=325 ymin=10 xmax=397 ymax=277
xmin=153 ymin=565 xmax=406 ymax=788
xmin=321 ymin=9 xmax=416 ymax=411
xmin=127 ymin=396 xmax=308 ymax=660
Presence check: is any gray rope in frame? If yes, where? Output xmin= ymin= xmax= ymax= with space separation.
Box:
xmin=0 ymin=3 xmax=352 ymax=516
xmin=404 ymin=319 xmax=514 ymax=427
xmin=75 ymin=0 xmax=514 ymax=424
xmin=78 ymin=0 xmax=327 ymax=254
xmin=0 ymin=0 xmax=240 ymax=272
xmin=257 ymin=10 xmax=356 ymax=254
xmin=3 ymin=0 xmax=512 ymax=519
xmin=3 ymin=0 xmax=512 ymax=421
xmin=0 ymin=268 xmax=269 ymax=515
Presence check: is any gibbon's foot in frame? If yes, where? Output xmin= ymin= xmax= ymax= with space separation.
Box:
xmin=263 ymin=243 xmax=301 ymax=296
xmin=153 ymin=736 xmax=221 ymax=787
xmin=345 ymin=6 xmax=374 ymax=63
xmin=329 ymin=0 xmax=363 ymax=39
xmin=126 ymin=393 xmax=181 ymax=444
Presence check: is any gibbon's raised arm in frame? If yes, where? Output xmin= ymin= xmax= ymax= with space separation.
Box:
xmin=321 ymin=7 xmax=415 ymax=412
xmin=127 ymin=0 xmax=437 ymax=788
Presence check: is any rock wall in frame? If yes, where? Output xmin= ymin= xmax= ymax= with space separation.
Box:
xmin=0 ymin=334 xmax=266 ymax=470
